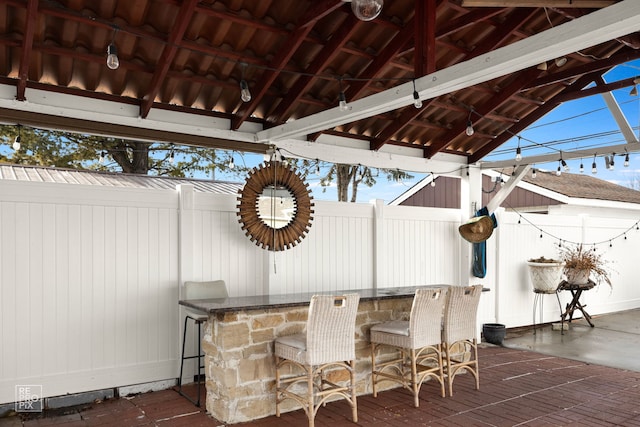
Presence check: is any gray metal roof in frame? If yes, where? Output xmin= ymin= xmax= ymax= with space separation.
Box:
xmin=0 ymin=164 xmax=243 ymax=194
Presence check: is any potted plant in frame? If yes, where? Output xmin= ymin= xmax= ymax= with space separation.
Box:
xmin=527 ymin=256 xmax=564 ymax=293
xmin=561 ymin=244 xmax=612 ymax=287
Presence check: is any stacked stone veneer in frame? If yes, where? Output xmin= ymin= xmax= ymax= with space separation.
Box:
xmin=202 ymin=297 xmax=413 ymax=423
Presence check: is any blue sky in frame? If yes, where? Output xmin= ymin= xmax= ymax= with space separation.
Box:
xmin=484 ymin=59 xmax=640 ymax=189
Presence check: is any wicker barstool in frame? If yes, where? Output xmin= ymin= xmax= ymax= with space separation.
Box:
xmin=274 ymin=293 xmax=360 ymax=427
xmin=370 ymin=286 xmax=449 ymax=407
xmin=442 ymin=284 xmax=483 ymax=396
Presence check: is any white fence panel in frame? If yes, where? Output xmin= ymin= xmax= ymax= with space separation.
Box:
xmin=0 ymin=181 xmax=179 ymax=404
xmin=3 ymin=178 xmax=640 ymax=405
xmin=380 ymin=205 xmax=461 ymax=287
xmin=495 ymin=210 xmax=640 ymax=328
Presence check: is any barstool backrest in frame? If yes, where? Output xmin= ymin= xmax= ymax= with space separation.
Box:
xmin=443 ymin=284 xmax=483 ymax=343
xmin=409 ymin=287 xmax=449 ymax=348
xmin=305 ymin=293 xmax=360 ymax=365
xmin=184 ymin=280 xmax=228 ymax=318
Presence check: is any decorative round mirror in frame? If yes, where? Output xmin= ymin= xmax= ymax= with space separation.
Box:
xmin=237 ymin=161 xmax=314 ymax=251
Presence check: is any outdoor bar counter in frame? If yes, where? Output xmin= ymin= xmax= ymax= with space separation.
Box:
xmin=179 ymin=285 xmax=443 ymax=423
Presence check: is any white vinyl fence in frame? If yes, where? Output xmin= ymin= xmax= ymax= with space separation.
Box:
xmin=1 ymin=180 xmax=639 ymax=404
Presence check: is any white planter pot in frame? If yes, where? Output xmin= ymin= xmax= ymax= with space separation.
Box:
xmin=527 ymin=261 xmax=564 ymax=293
xmin=565 ymin=268 xmax=590 ymax=285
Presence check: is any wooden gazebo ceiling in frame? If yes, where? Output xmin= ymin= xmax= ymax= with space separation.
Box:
xmin=1 ymin=0 xmax=640 ymax=165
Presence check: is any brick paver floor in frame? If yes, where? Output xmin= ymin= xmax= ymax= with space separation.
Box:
xmin=3 ymin=345 xmax=640 ymax=426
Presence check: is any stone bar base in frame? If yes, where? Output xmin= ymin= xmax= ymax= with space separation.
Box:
xmin=202 ymin=297 xmax=413 ymax=423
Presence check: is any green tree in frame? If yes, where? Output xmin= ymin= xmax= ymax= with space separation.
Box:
xmin=297 ymin=160 xmax=413 ymax=203
xmin=1 ymin=125 xmax=412 ymax=202
xmin=0 ymin=125 xmax=234 ymax=178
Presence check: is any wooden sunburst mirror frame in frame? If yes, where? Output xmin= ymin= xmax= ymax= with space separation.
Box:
xmin=237 ymin=160 xmax=314 ymax=251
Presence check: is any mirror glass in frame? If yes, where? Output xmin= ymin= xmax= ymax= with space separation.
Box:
xmin=258 ymin=185 xmax=297 ymax=229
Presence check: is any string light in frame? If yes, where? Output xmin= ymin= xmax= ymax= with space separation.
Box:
xmin=412 ymin=80 xmax=422 ymax=109
xmin=99 ymin=151 xmax=106 ymax=164
xmin=106 ymin=27 xmax=119 ymax=70
xmin=531 ymin=168 xmax=537 ymax=179
xmin=169 ymin=144 xmax=175 ymax=164
xmin=465 ymin=110 xmax=474 ymax=136
xmin=509 ymin=200 xmax=640 ymax=250
xmin=515 ymin=136 xmax=522 ymax=162
xmin=338 ymin=78 xmax=348 ymax=111
xmin=348 ymin=0 xmax=384 ymax=21
xmin=430 ymin=172 xmax=436 ymax=187
xmin=13 ymin=125 xmax=21 ymax=150
xmin=591 ymin=154 xmax=597 ymax=174
xmin=624 ymin=150 xmax=630 ymax=167
xmin=228 ymin=154 xmax=235 ymax=169
xmin=579 ymin=158 xmax=584 ymax=173
xmin=239 ymin=63 xmax=251 ymax=102
xmin=315 ymin=159 xmax=321 ymax=175
xmin=239 ymin=80 xmax=251 ymax=103
xmin=556 ymin=160 xmax=562 ymax=176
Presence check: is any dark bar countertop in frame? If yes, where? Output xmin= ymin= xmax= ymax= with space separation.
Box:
xmin=179 ymin=285 xmax=457 ymax=314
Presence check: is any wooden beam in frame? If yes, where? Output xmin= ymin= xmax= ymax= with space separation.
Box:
xmin=139 ymin=0 xmax=198 ymax=119
xmin=258 ymin=1 xmax=640 ymax=144
xmin=16 ymin=0 xmax=38 ymax=101
xmin=461 ymin=0 xmax=615 ymax=7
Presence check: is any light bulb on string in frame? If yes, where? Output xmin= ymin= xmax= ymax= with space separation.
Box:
xmin=315 ymin=159 xmax=321 ymax=175
xmin=561 ymin=158 xmax=569 ymax=172
xmin=531 ymin=168 xmax=537 ymax=179
xmin=412 ymin=80 xmax=422 ymax=109
xmin=239 ymin=62 xmax=251 ymax=102
xmin=579 ymin=159 xmax=584 ymax=173
xmin=591 ymin=154 xmax=597 ymax=174
xmin=99 ymin=151 xmax=106 ymax=164
xmin=624 ymin=151 xmax=630 ymax=167
xmin=239 ymin=80 xmax=251 ymax=103
xmin=609 ymin=154 xmax=615 ymax=171
xmin=169 ymin=144 xmax=175 ymax=164
xmin=515 ymin=136 xmax=522 ymax=162
xmin=556 ymin=161 xmax=562 ymax=176
xmin=106 ymin=27 xmax=119 ymax=70
xmin=228 ymin=155 xmax=235 ymax=169
xmin=350 ymin=0 xmax=383 ymax=21
xmin=13 ymin=124 xmax=22 ymax=150
xmin=430 ymin=172 xmax=436 ymax=187
xmin=465 ymin=121 xmax=474 ymax=137
xmin=338 ymin=78 xmax=348 ymax=111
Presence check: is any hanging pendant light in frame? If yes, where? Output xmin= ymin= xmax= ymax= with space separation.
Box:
xmin=106 ymin=27 xmax=119 ymax=70
xmin=465 ymin=110 xmax=474 ymax=136
xmin=343 ymin=0 xmax=383 ymax=21
xmin=13 ymin=125 xmax=22 ymax=150
xmin=412 ymin=80 xmax=422 ymax=109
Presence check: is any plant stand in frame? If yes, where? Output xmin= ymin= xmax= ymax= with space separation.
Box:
xmin=532 ymin=289 xmax=563 ymax=335
xmin=558 ymin=280 xmax=596 ymax=327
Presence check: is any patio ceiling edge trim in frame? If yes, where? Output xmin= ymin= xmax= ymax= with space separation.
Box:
xmin=275 ymin=138 xmax=469 ymax=175
xmin=256 ymin=0 xmax=640 ymax=144
xmin=0 ymin=107 xmax=269 ymax=155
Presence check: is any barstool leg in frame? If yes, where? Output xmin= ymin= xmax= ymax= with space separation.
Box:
xmin=178 ymin=316 xmax=189 ymax=388
xmin=178 ymin=316 xmax=203 ymax=407
xmin=195 ymin=321 xmax=202 ymax=407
